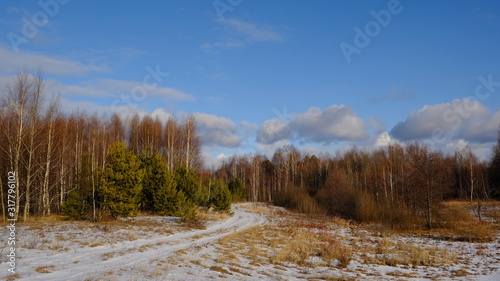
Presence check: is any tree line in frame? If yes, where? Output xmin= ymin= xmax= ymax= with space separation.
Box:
xmin=215 ymin=135 xmax=500 ymax=228
xmin=1 ymin=70 xmax=499 ymax=227
xmin=0 ymin=70 xmax=231 ymax=221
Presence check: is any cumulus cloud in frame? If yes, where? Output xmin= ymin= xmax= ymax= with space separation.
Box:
xmin=256 ymin=105 xmax=369 ymax=145
xmin=290 ymin=105 xmax=368 ymax=143
xmin=374 ymin=132 xmax=398 ymax=148
xmin=150 ymin=108 xmax=173 ymax=124
xmin=193 ymin=112 xmax=242 ymax=148
xmin=256 ymin=118 xmax=292 ymax=144
xmin=440 ymin=139 xmax=493 ymax=162
xmin=390 ymin=98 xmax=500 ymax=143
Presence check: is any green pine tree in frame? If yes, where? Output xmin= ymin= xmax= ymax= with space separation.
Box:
xmin=62 ymin=155 xmax=99 ymax=220
xmin=99 ymin=142 xmax=144 ymax=219
xmin=209 ymin=180 xmax=232 ymax=212
xmin=174 ymin=167 xmax=205 ymax=206
xmin=173 ymin=189 xmax=198 ymax=220
xmin=140 ymin=151 xmax=173 ymax=212
xmin=140 ymin=152 xmax=198 ymax=219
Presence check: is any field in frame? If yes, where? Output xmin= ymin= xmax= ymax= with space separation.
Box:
xmin=1 ymin=203 xmax=499 ymax=280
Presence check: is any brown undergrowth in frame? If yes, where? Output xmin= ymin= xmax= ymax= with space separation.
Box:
xmin=213 ymin=206 xmax=465 ymax=274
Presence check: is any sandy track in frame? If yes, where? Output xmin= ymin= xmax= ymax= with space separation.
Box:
xmin=13 ymin=204 xmax=266 ymax=281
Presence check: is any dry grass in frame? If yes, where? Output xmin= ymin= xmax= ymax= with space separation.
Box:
xmin=317 ymin=232 xmax=353 ymax=267
xmin=360 ymin=236 xmax=457 ymax=267
xmin=35 ymin=265 xmax=55 ymax=273
xmin=128 ymin=232 xmax=137 ymax=240
xmin=94 ymin=217 xmax=170 ymax=232
xmin=269 ymin=227 xmax=353 ymax=267
xmin=307 ymin=276 xmax=354 ymax=281
xmin=5 ymin=274 xmax=21 ymax=281
xmin=218 ymin=220 xmax=352 ymax=268
xmin=215 ymin=205 xmax=469 ymax=277
xmin=228 ymin=266 xmax=251 ymax=276
xmin=48 ymin=244 xmax=69 ymax=252
xmin=24 ymin=215 xmax=65 ymax=223
xmin=209 ymin=265 xmax=231 ymax=275
xmin=101 ymin=252 xmax=115 ymax=261
xmin=239 ymin=204 xmax=273 ymax=215
xmin=435 ymin=202 xmax=498 ymax=242
xmin=483 ymin=201 xmax=500 ymax=223
xmin=386 ymin=270 xmax=418 ymax=278
xmin=196 ymin=209 xmax=231 ymax=221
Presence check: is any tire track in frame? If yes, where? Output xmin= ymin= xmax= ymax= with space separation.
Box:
xmin=18 ymin=204 xmax=267 ymax=281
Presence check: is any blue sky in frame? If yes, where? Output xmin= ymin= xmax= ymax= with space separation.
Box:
xmin=1 ymin=0 xmax=500 ymax=167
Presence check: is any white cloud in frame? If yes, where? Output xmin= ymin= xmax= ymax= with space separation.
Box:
xmin=45 ymin=79 xmax=109 ymax=97
xmin=44 ymin=78 xmax=195 ymax=115
xmin=390 ymin=98 xmax=500 ymax=143
xmin=0 ymin=44 xmax=109 ymax=75
xmin=374 ymin=132 xmax=398 ymax=148
xmin=96 ymin=79 xmax=195 ymax=101
xmin=150 ymin=108 xmax=174 ymax=124
xmin=193 ymin=112 xmax=242 ymax=148
xmin=256 ymin=118 xmax=292 ymax=144
xmin=221 ymin=19 xmax=285 ymax=43
xmin=203 ymin=153 xmax=232 ymax=170
xmin=439 ymin=139 xmax=494 ymax=162
xmin=256 ymin=105 xmax=369 ymax=145
xmin=203 ymin=19 xmax=285 ymax=53
xmin=290 ymin=105 xmax=368 ymax=143
xmin=59 ymin=99 xmax=124 ymax=114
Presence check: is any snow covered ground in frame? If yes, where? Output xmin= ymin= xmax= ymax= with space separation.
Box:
xmin=1 ymin=203 xmax=499 ymax=280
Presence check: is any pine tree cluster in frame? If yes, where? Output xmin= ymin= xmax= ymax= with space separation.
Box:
xmin=63 ymin=142 xmax=232 ymax=221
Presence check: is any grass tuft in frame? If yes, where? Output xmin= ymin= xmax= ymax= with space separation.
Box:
xmin=35 ymin=265 xmax=55 ymax=273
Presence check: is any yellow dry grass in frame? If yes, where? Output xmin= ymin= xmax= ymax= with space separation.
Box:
xmin=435 ymin=202 xmax=498 ymax=242
xmin=214 ymin=204 xmax=469 ymax=275
xmin=360 ymin=236 xmax=457 ymax=267
xmin=218 ymin=221 xmax=352 ymax=268
xmin=196 ymin=209 xmax=231 ymax=221
xmin=25 ymin=214 xmax=65 ymax=223
xmin=35 ymin=265 xmax=55 ymax=273
xmin=239 ymin=203 xmax=273 ymax=215
xmin=5 ymin=274 xmax=21 ymax=281
xmin=209 ymin=265 xmax=231 ymax=275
